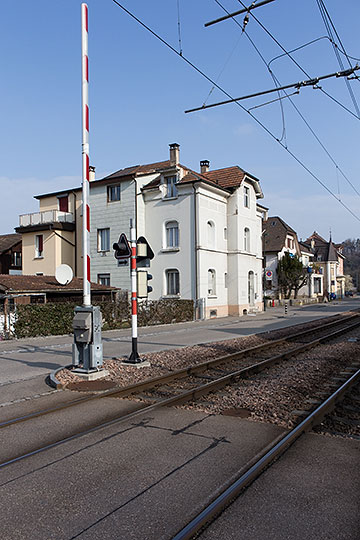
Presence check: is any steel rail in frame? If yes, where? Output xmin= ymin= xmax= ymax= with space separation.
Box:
xmin=172 ymin=367 xmax=360 ymax=540
xmin=1 ymin=312 xmax=358 ymax=429
xmin=1 ymin=317 xmax=359 ymax=469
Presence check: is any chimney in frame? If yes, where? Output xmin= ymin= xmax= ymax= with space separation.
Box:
xmin=169 ymin=143 xmax=180 ymax=166
xmin=200 ymin=160 xmax=210 ymax=174
xmin=89 ymin=165 xmax=96 ymax=182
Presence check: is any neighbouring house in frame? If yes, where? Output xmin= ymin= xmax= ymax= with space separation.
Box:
xmin=0 ymin=234 xmax=22 ymax=275
xmin=263 ymin=217 xmax=323 ymax=299
xmin=303 ymin=232 xmax=346 ymax=298
xmin=16 ymin=143 xmax=266 ymax=318
xmin=15 ymin=186 xmax=82 ymax=277
xmin=0 ymin=274 xmax=117 ymax=305
xmin=0 ymin=274 xmax=118 ymax=336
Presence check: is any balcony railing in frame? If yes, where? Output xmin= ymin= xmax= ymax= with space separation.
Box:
xmin=19 ymin=210 xmax=74 ymax=228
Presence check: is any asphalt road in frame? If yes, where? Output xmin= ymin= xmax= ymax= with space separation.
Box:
xmin=0 ymin=298 xmax=359 ymax=406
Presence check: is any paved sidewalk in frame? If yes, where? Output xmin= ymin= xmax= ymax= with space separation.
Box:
xmin=200 ymin=431 xmax=360 ymax=540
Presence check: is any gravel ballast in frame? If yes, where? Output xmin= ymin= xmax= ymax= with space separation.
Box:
xmin=56 ymin=314 xmax=360 ymax=434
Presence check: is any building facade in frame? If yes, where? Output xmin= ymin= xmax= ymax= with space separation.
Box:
xmin=263 ymin=217 xmax=323 ymax=299
xmin=16 ymin=143 xmax=266 ymax=318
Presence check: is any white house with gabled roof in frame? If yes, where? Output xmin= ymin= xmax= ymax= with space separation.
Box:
xmin=16 ymin=143 xmax=266 ymax=319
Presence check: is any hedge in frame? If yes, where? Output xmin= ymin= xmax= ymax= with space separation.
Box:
xmin=13 ymin=298 xmax=194 ymax=338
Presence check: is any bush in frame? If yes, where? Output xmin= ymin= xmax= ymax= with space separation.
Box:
xmin=13 ymin=298 xmax=194 ymax=338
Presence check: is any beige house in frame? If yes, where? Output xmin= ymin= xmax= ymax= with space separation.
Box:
xmin=16 ymin=187 xmax=83 ymax=277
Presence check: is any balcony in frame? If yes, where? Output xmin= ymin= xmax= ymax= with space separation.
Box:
xmin=18 ymin=210 xmax=75 ymax=228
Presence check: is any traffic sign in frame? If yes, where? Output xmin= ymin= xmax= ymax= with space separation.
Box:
xmin=113 ymin=233 xmax=131 ymax=260
xmin=265 ymin=270 xmax=273 ymax=280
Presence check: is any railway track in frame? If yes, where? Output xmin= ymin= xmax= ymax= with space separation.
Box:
xmin=172 ymin=367 xmax=360 ymax=540
xmin=1 ymin=310 xmax=359 ymax=428
xmin=0 ymin=311 xmax=359 ymax=469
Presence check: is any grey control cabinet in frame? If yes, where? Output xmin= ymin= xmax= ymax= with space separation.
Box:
xmin=72 ymin=305 xmax=103 ymax=371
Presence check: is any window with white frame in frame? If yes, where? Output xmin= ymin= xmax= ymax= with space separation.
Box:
xmin=244 ymin=227 xmax=250 ymax=252
xmin=166 ymin=269 xmax=180 ymax=295
xmin=208 ymin=269 xmax=216 ymax=296
xmin=207 ymin=220 xmax=215 ymax=246
xmin=35 ymin=234 xmax=44 ymax=258
xmin=165 ymin=176 xmax=177 ymax=198
xmin=107 ymin=184 xmax=121 ymax=202
xmin=98 ymin=273 xmax=110 ymax=286
xmin=12 ymin=252 xmax=22 ymax=266
xmin=98 ymin=228 xmax=110 ymax=252
xmin=244 ymin=185 xmax=250 ymax=208
xmin=165 ymin=221 xmax=179 ymax=248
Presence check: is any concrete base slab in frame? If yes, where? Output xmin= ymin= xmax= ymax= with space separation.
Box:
xmin=119 ymin=360 xmax=151 ymax=368
xmin=71 ymin=369 xmax=110 ymax=380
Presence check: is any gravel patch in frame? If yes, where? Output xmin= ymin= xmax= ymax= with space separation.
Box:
xmin=57 ymin=312 xmax=353 ymax=389
xmin=188 ymin=328 xmax=360 ymax=431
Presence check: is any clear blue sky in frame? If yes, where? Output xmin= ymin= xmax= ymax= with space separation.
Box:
xmin=1 ymin=0 xmax=359 ymax=243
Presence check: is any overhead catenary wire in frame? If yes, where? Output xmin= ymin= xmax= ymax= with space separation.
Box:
xmin=212 ymin=0 xmax=360 ymax=197
xmin=233 ymin=0 xmax=360 ymax=120
xmin=185 ymin=66 xmax=360 ymax=112
xmin=316 ymin=0 xmax=360 ymax=116
xmin=110 ymin=0 xmax=360 ymax=224
xmin=176 ymin=0 xmax=182 ymax=55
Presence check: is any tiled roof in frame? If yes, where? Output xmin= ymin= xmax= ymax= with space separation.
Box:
xmin=263 ymin=216 xmax=299 ymax=253
xmin=0 ymin=234 xmax=22 ymax=254
xmin=303 ymin=232 xmax=341 ymax=262
xmin=298 ymin=241 xmax=313 ymax=255
xmin=102 ymin=160 xmax=173 ymax=182
xmin=0 ymin=275 xmax=116 ymax=293
xmin=202 ymin=166 xmax=246 ymax=189
xmin=33 ymin=159 xmax=263 ymax=200
xmin=142 ymin=165 xmax=257 ymax=193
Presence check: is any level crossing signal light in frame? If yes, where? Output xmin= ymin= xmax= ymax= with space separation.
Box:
xmin=137 ymin=270 xmax=153 ymax=298
xmin=136 ymin=236 xmax=154 ymax=267
xmin=113 ymin=233 xmax=131 ymax=260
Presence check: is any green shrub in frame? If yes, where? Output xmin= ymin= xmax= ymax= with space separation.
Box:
xmin=13 ymin=298 xmax=194 ymax=338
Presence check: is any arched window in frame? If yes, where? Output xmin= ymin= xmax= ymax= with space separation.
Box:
xmin=244 ymin=227 xmax=250 ymax=252
xmin=208 ymin=269 xmax=216 ymax=296
xmin=207 ymin=221 xmax=215 ymax=246
xmin=166 ymin=269 xmax=180 ymax=295
xmin=165 ymin=221 xmax=179 ymax=248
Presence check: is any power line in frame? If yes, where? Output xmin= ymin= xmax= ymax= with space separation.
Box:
xmin=316 ymin=0 xmax=360 ymax=117
xmin=185 ymin=66 xmax=360 ymax=112
xmin=176 ymin=0 xmax=183 ymax=56
xmin=233 ymin=0 xmax=360 ymax=120
xmin=213 ymin=0 xmax=287 ymax=143
xmin=268 ymin=36 xmax=360 ymax=70
xmin=110 ymin=0 xmax=360 ymax=224
xmin=211 ymin=0 xmax=360 ymax=198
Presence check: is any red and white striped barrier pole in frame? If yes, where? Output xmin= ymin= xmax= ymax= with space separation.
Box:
xmin=128 ymin=218 xmax=141 ymax=363
xmin=81 ymin=3 xmax=91 ymax=306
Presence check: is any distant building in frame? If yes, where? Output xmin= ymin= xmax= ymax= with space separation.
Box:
xmin=303 ymin=232 xmax=345 ymax=298
xmin=263 ymin=217 xmax=322 ymax=299
xmin=0 ymin=234 xmax=22 ymax=275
